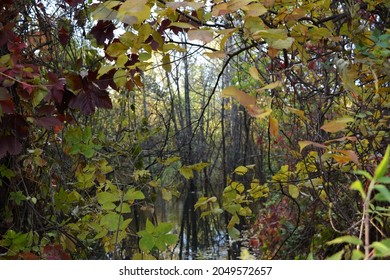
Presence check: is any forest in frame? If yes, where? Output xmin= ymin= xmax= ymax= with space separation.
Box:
xmin=0 ymin=0 xmax=389 ymax=260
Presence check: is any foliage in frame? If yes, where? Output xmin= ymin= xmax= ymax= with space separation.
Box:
xmin=0 ymin=0 xmax=389 ymax=260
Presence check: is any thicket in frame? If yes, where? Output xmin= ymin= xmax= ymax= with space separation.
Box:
xmin=0 ymin=0 xmax=389 ymax=260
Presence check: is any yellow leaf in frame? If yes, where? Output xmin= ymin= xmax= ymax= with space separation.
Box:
xmin=269 ymin=116 xmax=279 ymax=137
xmin=288 ymin=107 xmax=307 ymax=120
xmin=159 ymin=156 xmax=181 ymax=166
xmin=257 ymin=81 xmax=282 ymax=93
xmin=162 ymin=188 xmax=172 ymax=201
xmin=179 ymin=166 xmax=194 ymax=179
xmin=190 ymin=162 xmax=209 ymax=171
xmin=251 ymin=107 xmax=272 ymax=119
xmin=288 ymin=185 xmax=300 ymax=198
xmin=320 ymin=117 xmax=354 ymax=133
xmin=285 ymin=8 xmax=305 ymax=22
xmin=227 ymin=0 xmax=253 ymax=12
xmin=162 ymin=53 xmax=171 ymax=72
xmin=203 ymin=51 xmax=226 ymax=59
xmin=117 ymin=0 xmax=150 ymax=25
xmin=249 ymin=66 xmax=261 ymax=81
xmin=234 ymin=166 xmax=248 ymax=175
xmin=270 ymin=37 xmax=295 ymax=49
xmin=240 ymin=248 xmax=255 ymax=260
xmin=187 ymin=29 xmax=214 ymax=43
xmin=221 ymin=86 xmax=256 ymax=107
xmin=166 ymin=1 xmax=204 ymax=10
xmin=242 ymin=3 xmax=267 ymax=17
xmin=113 ymin=69 xmax=127 ymax=88
xmin=169 ymin=22 xmax=195 ymax=29
xmin=298 ymin=141 xmax=327 ymax=152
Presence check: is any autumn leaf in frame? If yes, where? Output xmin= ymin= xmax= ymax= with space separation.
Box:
xmin=269 ymin=116 xmax=279 ymax=137
xmin=203 ymin=51 xmax=226 ymax=59
xmin=188 ymin=29 xmax=214 ymax=43
xmin=221 ymin=86 xmax=256 ymax=107
xmin=257 ymin=81 xmax=282 ymax=93
xmin=249 ymin=66 xmax=261 ymax=81
xmin=288 ymin=185 xmax=300 ymax=198
xmin=288 ymin=107 xmax=307 ymax=121
xmin=242 ymin=3 xmax=267 ymax=17
xmin=298 ymin=140 xmax=327 ymax=152
xmin=234 ymin=166 xmax=248 ymax=175
xmin=320 ymin=117 xmax=354 ymax=133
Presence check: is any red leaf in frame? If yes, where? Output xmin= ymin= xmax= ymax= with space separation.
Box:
xmin=16 ymin=252 xmax=40 ymax=260
xmin=35 ymin=116 xmax=64 ymax=130
xmin=58 ymin=26 xmax=70 ymax=47
xmin=42 ymin=244 xmax=71 ymax=260
xmin=37 ymin=104 xmax=56 ymax=116
xmin=47 ymin=72 xmax=66 ymax=103
xmin=0 ymin=99 xmax=15 ymax=113
xmin=0 ymin=135 xmax=22 ymax=159
xmin=90 ymin=20 xmax=115 ymax=46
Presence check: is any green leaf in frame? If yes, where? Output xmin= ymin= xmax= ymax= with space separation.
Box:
xmin=32 ymin=87 xmax=48 ymax=107
xmin=377 ymin=176 xmax=390 ymax=184
xmin=374 ymin=145 xmax=389 ymax=180
xmin=145 ymin=219 xmax=155 ymax=234
xmin=373 ymin=185 xmax=390 ymax=202
xmin=94 ymin=228 xmax=108 ymax=240
xmin=353 ymin=170 xmax=373 ymax=181
xmin=124 ymin=188 xmax=145 ymax=201
xmin=139 ymin=234 xmax=155 ymax=253
xmin=372 ymin=239 xmax=390 ymax=258
xmin=351 ymin=249 xmax=364 ymax=260
xmin=106 ymin=42 xmax=128 ymax=57
xmin=350 ymin=180 xmax=366 ymax=200
xmin=100 ymin=212 xmax=123 ymax=231
xmin=228 ymin=227 xmax=240 ymax=240
xmin=326 ymin=249 xmax=344 ymax=260
xmin=326 ymin=235 xmax=363 ymax=246
xmin=155 ymin=223 xmax=172 ymax=235
xmin=97 ymin=192 xmax=120 ymax=204
xmin=101 ymin=202 xmax=117 ymax=210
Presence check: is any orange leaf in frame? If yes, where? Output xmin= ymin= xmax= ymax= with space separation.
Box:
xmin=324 ymin=136 xmax=357 ymax=144
xmin=298 ymin=140 xmax=327 ymax=152
xmin=338 ymin=149 xmax=359 ymax=165
xmin=221 ymin=86 xmax=256 ymax=107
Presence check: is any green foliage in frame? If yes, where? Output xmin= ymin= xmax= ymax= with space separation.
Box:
xmin=1 ymin=0 xmax=389 ymax=261
xmin=137 ymin=219 xmax=178 ymax=255
xmin=63 ymin=126 xmax=103 ymax=158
